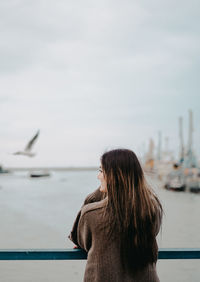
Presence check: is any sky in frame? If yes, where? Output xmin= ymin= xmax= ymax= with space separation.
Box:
xmin=0 ymin=0 xmax=200 ymax=167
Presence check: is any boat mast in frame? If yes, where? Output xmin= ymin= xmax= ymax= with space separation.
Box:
xmin=179 ymin=116 xmax=184 ymax=163
xmin=157 ymin=131 xmax=162 ymax=161
xmin=187 ymin=109 xmax=193 ymax=153
xmin=148 ymin=138 xmax=155 ymax=160
xmin=184 ymin=109 xmax=197 ymax=168
xmin=145 ymin=138 xmax=155 ymax=171
xmin=164 ymin=136 xmax=169 ymax=154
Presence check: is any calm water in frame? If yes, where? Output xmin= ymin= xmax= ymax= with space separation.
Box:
xmin=0 ymin=170 xmax=200 ymax=282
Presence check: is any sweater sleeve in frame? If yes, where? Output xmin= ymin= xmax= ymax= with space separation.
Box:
xmin=76 ymin=212 xmax=92 ymax=252
xmin=68 ymin=210 xmax=92 ymax=252
xmin=68 ymin=210 xmax=82 ymax=246
xmin=68 ymin=188 xmax=102 ymax=247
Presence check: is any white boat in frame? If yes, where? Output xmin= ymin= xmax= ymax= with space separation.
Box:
xmin=164 ymin=164 xmax=186 ymax=192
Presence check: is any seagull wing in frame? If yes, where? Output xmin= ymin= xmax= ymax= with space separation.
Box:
xmin=25 ymin=130 xmax=40 ymax=152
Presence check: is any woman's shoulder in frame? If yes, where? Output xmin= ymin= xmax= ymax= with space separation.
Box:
xmin=81 ymin=198 xmax=107 ymax=218
xmin=83 ymin=188 xmax=104 ymax=205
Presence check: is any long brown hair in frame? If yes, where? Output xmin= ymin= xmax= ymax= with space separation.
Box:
xmin=101 ymin=149 xmax=162 ymax=271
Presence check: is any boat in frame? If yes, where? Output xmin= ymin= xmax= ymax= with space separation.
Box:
xmin=29 ymin=170 xmax=51 ymax=178
xmin=164 ymin=110 xmax=199 ymax=193
xmin=164 ymin=177 xmax=186 ymax=192
xmin=188 ymin=183 xmax=200 ymax=193
xmin=164 ymin=164 xmax=186 ymax=192
xmin=185 ymin=168 xmax=200 ymax=193
xmin=0 ymin=165 xmax=10 ymax=174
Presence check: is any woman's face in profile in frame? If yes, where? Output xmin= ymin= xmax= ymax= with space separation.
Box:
xmin=97 ymin=166 xmax=107 ymax=192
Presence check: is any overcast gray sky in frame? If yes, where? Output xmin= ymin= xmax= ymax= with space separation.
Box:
xmin=1 ymin=0 xmax=200 ymax=167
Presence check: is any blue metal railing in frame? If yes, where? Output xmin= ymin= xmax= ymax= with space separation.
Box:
xmin=0 ymin=248 xmax=200 ymax=260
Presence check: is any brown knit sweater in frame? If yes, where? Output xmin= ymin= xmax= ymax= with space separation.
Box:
xmin=69 ymin=188 xmax=160 ymax=282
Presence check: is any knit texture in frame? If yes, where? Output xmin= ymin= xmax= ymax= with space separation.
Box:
xmin=69 ymin=189 xmax=160 ymax=282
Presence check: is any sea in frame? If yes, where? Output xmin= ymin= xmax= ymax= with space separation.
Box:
xmin=0 ymin=170 xmax=200 ymax=282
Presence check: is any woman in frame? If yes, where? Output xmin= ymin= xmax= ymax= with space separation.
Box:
xmin=69 ymin=149 xmax=163 ymax=282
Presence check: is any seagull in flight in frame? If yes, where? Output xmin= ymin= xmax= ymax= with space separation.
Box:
xmin=13 ymin=130 xmax=40 ymax=157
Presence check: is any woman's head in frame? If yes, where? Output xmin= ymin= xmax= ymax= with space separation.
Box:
xmin=100 ymin=149 xmax=143 ymax=197
xmin=99 ymin=149 xmax=148 ymax=224
xmin=98 ymin=148 xmax=163 ymax=271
